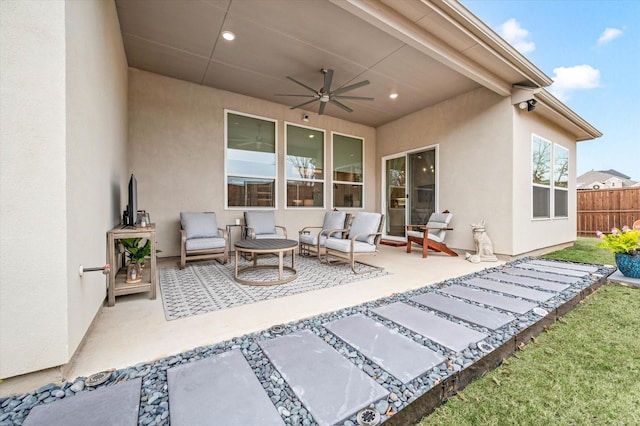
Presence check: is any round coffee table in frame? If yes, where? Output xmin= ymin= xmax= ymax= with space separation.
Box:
xmin=234 ymin=239 xmax=298 ymax=285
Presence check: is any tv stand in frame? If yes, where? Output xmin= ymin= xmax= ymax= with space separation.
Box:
xmin=107 ymin=224 xmax=157 ymax=306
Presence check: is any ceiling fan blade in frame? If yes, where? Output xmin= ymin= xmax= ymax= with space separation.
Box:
xmin=332 ymin=79 xmax=370 ymax=96
xmin=290 ymin=98 xmax=319 ymax=110
xmin=322 ymin=69 xmax=333 ymax=94
xmin=330 ymin=99 xmax=353 ymax=113
xmin=286 ymin=76 xmax=319 ymax=94
xmin=334 ymin=95 xmax=375 ymax=101
xmin=318 ymin=101 xmax=327 ymax=115
xmin=275 ymin=94 xmax=318 ymax=97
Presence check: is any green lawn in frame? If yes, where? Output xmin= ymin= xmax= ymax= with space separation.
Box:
xmin=416 ymin=238 xmax=640 ymax=426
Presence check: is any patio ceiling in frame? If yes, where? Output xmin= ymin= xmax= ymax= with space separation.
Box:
xmin=115 ymin=0 xmax=550 ymax=128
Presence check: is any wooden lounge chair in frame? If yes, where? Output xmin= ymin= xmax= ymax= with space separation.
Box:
xmin=406 ymin=211 xmax=458 ymax=258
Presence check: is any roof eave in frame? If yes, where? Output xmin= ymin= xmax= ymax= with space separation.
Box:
xmin=536 ymin=90 xmax=603 ymax=141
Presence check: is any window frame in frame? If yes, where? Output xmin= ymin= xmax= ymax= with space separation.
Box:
xmin=531 ymin=134 xmax=569 ymax=220
xmin=224 ymin=109 xmax=278 ymax=210
xmin=284 ymin=122 xmax=326 ymax=209
xmin=331 ymin=131 xmax=365 ymax=209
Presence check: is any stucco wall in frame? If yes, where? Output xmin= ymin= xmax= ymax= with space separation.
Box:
xmin=377 ymin=88 xmax=514 ymax=255
xmin=0 ymin=0 xmax=128 ymax=379
xmin=65 ymin=1 xmax=128 ymax=361
xmin=0 ymin=1 xmax=69 ymax=378
xmin=128 ymin=69 xmax=376 ymax=257
xmin=512 ymin=108 xmax=577 ymax=255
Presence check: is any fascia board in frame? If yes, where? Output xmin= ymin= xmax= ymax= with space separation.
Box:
xmin=330 ymin=0 xmax=512 ymax=96
xmin=536 ymin=90 xmax=603 ymax=141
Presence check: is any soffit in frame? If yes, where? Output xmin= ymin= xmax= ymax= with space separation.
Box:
xmin=115 ymin=0 xmax=550 ymax=128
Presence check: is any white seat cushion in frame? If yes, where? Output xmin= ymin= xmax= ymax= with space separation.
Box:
xmin=299 ymin=234 xmax=327 ymax=246
xmin=407 ymin=229 xmax=444 ymax=243
xmin=185 ymin=237 xmax=226 ymax=251
xmin=325 ymin=238 xmax=377 ymax=253
xmin=254 ymin=234 xmax=285 ymax=239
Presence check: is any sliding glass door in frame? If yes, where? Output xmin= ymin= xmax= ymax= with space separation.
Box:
xmin=383 ymin=148 xmax=436 ymax=239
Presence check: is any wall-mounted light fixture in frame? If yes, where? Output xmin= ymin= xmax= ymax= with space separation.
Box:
xmin=518 ymin=99 xmax=537 ymax=111
xmin=302 ymin=114 xmax=309 ymax=122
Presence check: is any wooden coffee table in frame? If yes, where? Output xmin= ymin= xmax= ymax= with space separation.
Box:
xmin=234 ymin=239 xmax=298 ymax=285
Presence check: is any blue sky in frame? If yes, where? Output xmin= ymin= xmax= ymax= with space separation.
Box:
xmin=463 ymin=0 xmax=640 ymax=181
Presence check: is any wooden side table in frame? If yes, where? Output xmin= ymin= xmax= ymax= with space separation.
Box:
xmin=107 ymin=224 xmax=157 ymax=306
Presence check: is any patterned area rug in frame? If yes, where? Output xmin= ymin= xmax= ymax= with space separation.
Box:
xmin=158 ymin=255 xmax=389 ymax=320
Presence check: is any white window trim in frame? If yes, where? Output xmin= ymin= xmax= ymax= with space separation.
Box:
xmin=331 ymin=131 xmax=365 ymax=210
xmin=224 ymin=109 xmax=278 ymax=210
xmin=284 ymin=121 xmax=326 ymax=210
xmin=531 ymin=134 xmax=569 ymax=220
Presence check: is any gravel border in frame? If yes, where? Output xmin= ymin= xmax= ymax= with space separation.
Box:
xmin=0 ymin=258 xmax=615 ymax=426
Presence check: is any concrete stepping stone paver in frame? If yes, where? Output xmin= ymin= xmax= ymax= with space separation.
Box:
xmin=325 ymin=314 xmax=445 ymax=384
xmin=514 ymin=263 xmax=589 ymax=277
xmin=464 ymin=277 xmax=555 ymax=302
xmin=23 ymin=378 xmax=142 ymax=426
xmin=410 ymin=292 xmax=515 ymax=330
xmin=167 ymin=349 xmax=285 ymax=426
xmin=527 ymin=259 xmax=599 ymax=273
xmin=259 ymin=329 xmax=388 ymax=426
xmin=439 ymin=284 xmax=538 ymax=314
xmin=373 ymin=302 xmax=487 ymax=353
xmin=503 ymin=267 xmax=581 ymax=284
xmin=484 ymin=271 xmax=570 ymax=292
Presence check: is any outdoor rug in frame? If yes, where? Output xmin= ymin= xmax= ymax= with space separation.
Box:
xmin=158 ymin=255 xmax=389 ymax=320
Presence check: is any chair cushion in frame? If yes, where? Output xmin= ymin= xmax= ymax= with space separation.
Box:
xmin=255 ymin=234 xmax=285 ymax=239
xmin=299 ymin=234 xmax=328 ymax=246
xmin=426 ymin=212 xmax=452 ymax=242
xmin=349 ymin=212 xmax=381 ymax=244
xmin=322 ymin=211 xmax=347 ymax=231
xmin=325 ymin=238 xmax=377 ymax=253
xmin=181 ymin=212 xmax=219 ymax=239
xmin=407 ymin=229 xmax=444 ymax=243
xmin=245 ymin=211 xmax=276 ymax=235
xmin=185 ymin=237 xmax=226 ymax=251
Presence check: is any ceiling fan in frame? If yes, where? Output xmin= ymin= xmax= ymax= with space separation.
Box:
xmin=276 ymin=68 xmax=374 ymax=115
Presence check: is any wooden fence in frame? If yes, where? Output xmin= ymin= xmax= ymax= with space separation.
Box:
xmin=577 ymin=187 xmax=640 ymax=236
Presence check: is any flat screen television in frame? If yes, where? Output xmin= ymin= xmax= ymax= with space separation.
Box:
xmin=125 ymin=174 xmax=138 ymax=226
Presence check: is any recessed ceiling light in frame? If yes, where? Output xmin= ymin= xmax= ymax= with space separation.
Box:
xmin=309 ymin=134 xmax=314 ymax=138
xmin=389 ymin=92 xmax=398 ymax=99
xmin=222 ymin=31 xmax=236 ymax=41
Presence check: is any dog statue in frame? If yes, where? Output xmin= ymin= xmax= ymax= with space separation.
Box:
xmin=465 ymin=220 xmax=498 ymax=263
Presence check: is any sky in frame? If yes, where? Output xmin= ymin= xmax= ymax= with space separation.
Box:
xmin=462 ymin=0 xmax=640 ymax=181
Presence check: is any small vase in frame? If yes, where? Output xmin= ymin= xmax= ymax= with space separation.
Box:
xmin=126 ymin=262 xmax=142 ymax=283
xmin=615 ymin=253 xmax=640 ymax=279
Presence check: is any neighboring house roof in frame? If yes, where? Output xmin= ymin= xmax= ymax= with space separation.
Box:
xmin=577 ymin=170 xmax=639 ymax=189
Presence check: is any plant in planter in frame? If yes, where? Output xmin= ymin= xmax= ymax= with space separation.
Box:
xmin=596 ymin=226 xmax=640 ymax=278
xmin=121 ymin=238 xmax=158 ymax=283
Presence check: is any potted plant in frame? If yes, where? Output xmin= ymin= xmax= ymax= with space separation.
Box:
xmin=596 ymin=226 xmax=640 ymax=278
xmin=121 ymin=238 xmax=154 ymax=283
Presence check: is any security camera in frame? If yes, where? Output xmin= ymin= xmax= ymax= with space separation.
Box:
xmin=302 ymin=114 xmax=310 ymax=122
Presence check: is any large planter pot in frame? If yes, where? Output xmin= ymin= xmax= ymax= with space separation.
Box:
xmin=615 ymin=253 xmax=640 ymax=279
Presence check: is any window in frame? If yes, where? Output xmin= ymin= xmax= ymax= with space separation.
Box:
xmin=285 ymin=124 xmax=325 ymax=208
xmin=531 ymin=134 xmax=569 ymax=219
xmin=332 ymin=133 xmax=363 ymax=208
xmin=226 ymin=111 xmax=277 ymax=208
xmin=554 ymin=145 xmax=569 ymax=217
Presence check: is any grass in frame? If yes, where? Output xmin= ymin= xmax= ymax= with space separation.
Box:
xmin=415 ymin=238 xmax=640 ymax=426
xmin=542 ymin=237 xmax=615 ymax=265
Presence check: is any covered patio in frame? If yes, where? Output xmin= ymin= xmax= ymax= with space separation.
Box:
xmin=1 ymin=246 xmax=491 ymax=395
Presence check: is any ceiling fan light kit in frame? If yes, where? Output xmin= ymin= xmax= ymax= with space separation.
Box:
xmin=275 ymin=68 xmax=374 ymax=115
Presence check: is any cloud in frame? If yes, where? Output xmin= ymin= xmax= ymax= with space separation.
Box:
xmin=549 ymin=65 xmax=600 ymax=101
xmin=498 ymin=18 xmax=535 ymax=53
xmin=597 ymin=28 xmax=622 ymax=45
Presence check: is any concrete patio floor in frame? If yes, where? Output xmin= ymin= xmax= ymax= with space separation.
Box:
xmin=2 ymin=244 xmax=497 ymax=397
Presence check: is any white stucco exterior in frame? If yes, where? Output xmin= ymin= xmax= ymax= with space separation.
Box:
xmin=0 ymin=0 xmax=128 ymax=379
